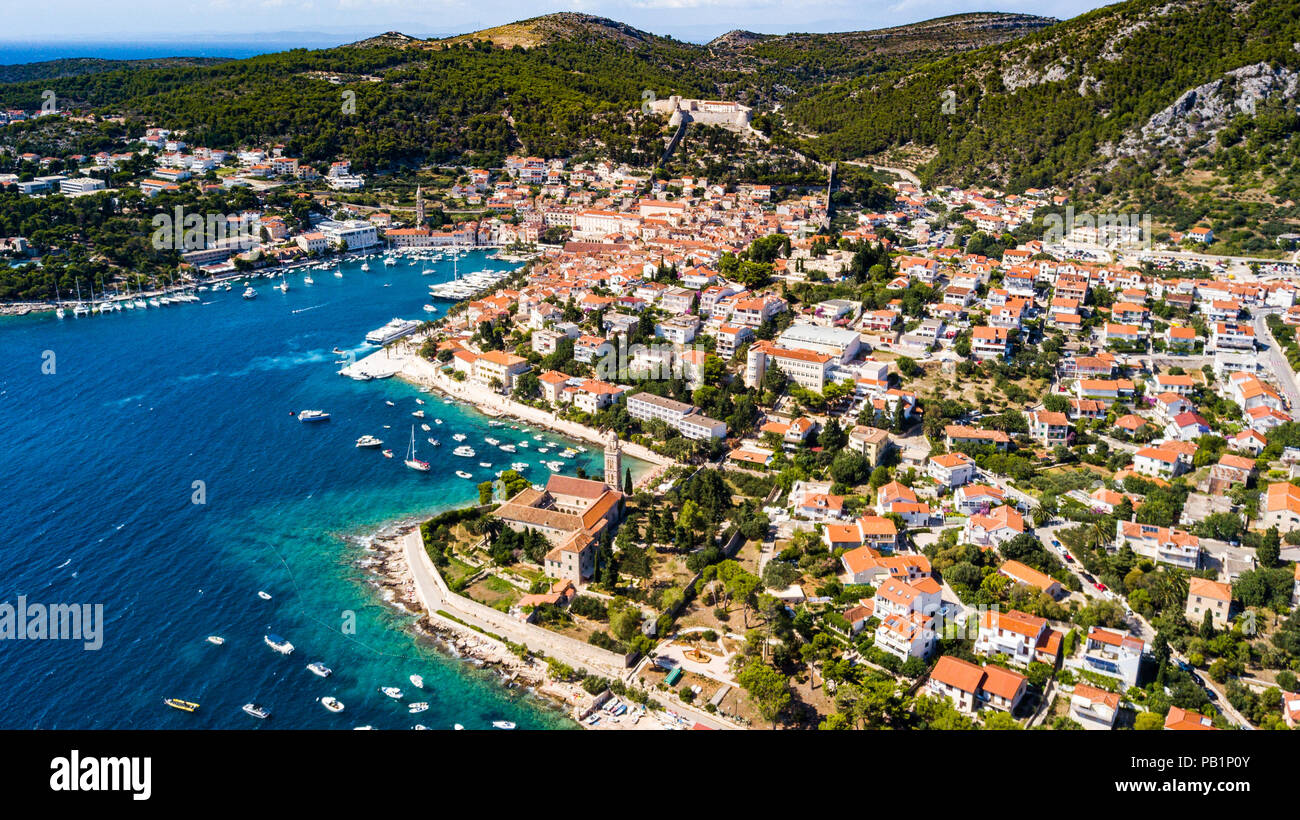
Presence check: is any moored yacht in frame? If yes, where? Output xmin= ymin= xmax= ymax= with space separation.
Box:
xmin=356 ymin=435 xmax=383 ymax=448
xmin=264 ymin=634 xmax=294 ymax=655
xmin=242 ymin=703 xmax=271 ymax=720
xmin=307 ymin=662 xmax=333 ymax=677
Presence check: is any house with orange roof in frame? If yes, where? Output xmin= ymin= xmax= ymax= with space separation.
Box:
xmin=998 ymin=560 xmax=1063 ymax=598
xmin=952 ymin=484 xmax=1005 ymax=514
xmin=927 ymin=451 xmax=977 ymax=488
xmin=962 ymin=505 xmax=1025 ymax=548
xmin=874 ymin=611 xmax=936 ymax=661
xmin=1186 ymin=577 xmax=1233 ymax=629
xmin=1165 ymin=705 xmax=1217 ymax=730
xmin=927 ymin=656 xmax=1028 ymax=716
xmin=1261 ymin=482 xmax=1300 ymax=534
xmin=1027 ymin=410 xmax=1070 ymax=446
xmin=1081 ymin=626 xmax=1145 ymax=686
xmin=1115 ymin=520 xmax=1200 ymax=570
xmin=975 ymin=608 xmax=1063 ymax=667
xmin=1069 ymin=683 xmax=1120 ymax=730
xmin=1132 ymin=445 xmax=1189 ymax=480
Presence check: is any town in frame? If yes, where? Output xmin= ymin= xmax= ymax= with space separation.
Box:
xmin=4 ymin=83 xmax=1300 ymax=733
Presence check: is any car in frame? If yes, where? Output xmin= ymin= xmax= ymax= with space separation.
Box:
xmin=1062 ymin=552 xmax=1074 ymax=563
xmin=1051 ymin=539 xmax=1061 ymax=548
xmin=1081 ymin=572 xmax=1096 ymax=584
xmin=1094 ymin=582 xmax=1108 ymax=592
xmin=1174 ymin=659 xmax=1193 ymax=673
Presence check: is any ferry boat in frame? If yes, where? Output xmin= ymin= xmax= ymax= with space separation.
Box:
xmin=404 ymin=426 xmax=430 ymax=472
xmin=409 ymin=674 xmax=424 ymax=689
xmin=264 ymin=633 xmax=294 ymax=655
xmin=356 ymin=435 xmax=383 ymax=448
xmin=307 ymin=662 xmax=333 ymax=678
xmin=320 ymin=697 xmax=344 ymax=713
xmin=242 ymin=703 xmax=271 ymax=720
xmin=206 ymin=635 xmax=225 ymax=646
xmin=365 ymin=317 xmax=420 ymax=345
xmin=380 ymin=687 xmax=403 ymax=700
xmin=164 ymin=698 xmax=200 ymax=713
xmin=242 ymin=287 xmax=257 ymax=299
xmin=452 ymin=445 xmax=476 ymax=457
xmin=298 ymin=409 xmax=331 ymax=423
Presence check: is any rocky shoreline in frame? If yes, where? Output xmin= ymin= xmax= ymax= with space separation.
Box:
xmin=346 ymin=519 xmax=612 ymax=728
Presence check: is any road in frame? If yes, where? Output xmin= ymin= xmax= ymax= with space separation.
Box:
xmin=1251 ymin=308 xmax=1300 ymax=420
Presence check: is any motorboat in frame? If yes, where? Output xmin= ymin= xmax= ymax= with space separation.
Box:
xmin=484 ymin=437 xmax=500 ymax=446
xmin=242 ymin=703 xmax=271 ymax=720
xmin=427 ymin=438 xmax=440 ymax=446
xmin=499 ymin=444 xmax=516 ymax=453
xmin=298 ymin=409 xmax=331 ymax=423
xmin=356 ymin=435 xmax=383 ymax=448
xmin=321 ymin=697 xmax=344 ymax=713
xmin=453 ymin=446 xmax=476 ymax=458
xmin=409 ymin=674 xmax=424 ymax=689
xmin=257 ymin=590 xmax=272 ymax=600
xmin=456 ymin=470 xmax=473 ymax=479
xmin=382 ymin=449 xmax=394 ymax=458
xmin=307 ymin=662 xmax=333 ymax=677
xmin=242 ymin=287 xmax=257 ymax=299
xmin=479 ymin=462 xmax=492 ymax=468
xmin=206 ymin=635 xmax=225 ymax=645
xmin=421 ymin=424 xmax=431 ymax=432
xmin=408 ymin=702 xmax=429 ymax=714
xmin=164 ymin=698 xmax=200 ymax=713
xmin=510 ymin=462 xmax=529 ymax=472
xmin=492 ymin=721 xmax=516 ymax=730
xmin=454 ymin=723 xmax=464 ymax=730
xmin=452 ymin=433 xmax=467 ymax=442
xmin=264 ymin=634 xmax=294 ymax=655
xmin=380 ymin=687 xmax=403 ymax=700
xmin=412 ymin=410 xmax=425 ymax=418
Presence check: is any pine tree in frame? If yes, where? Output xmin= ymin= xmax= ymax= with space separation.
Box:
xmin=623 ymin=467 xmax=633 ymax=495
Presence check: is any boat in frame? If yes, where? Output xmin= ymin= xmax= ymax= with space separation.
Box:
xmin=409 ymin=674 xmax=424 ymax=689
xmin=405 ymin=426 xmax=431 ymax=472
xmin=353 ymin=725 xmax=374 ymax=730
xmin=452 ymin=445 xmax=476 ymax=458
xmin=415 ymin=399 xmax=425 ymax=405
xmin=264 ymin=634 xmax=294 ymax=655
xmin=492 ymin=721 xmax=516 ymax=730
xmin=242 ymin=703 xmax=271 ymax=720
xmin=385 ymin=400 xmax=395 ymax=406
xmin=278 ymin=281 xmax=289 ymax=293
xmin=412 ymin=410 xmax=425 ymax=418
xmin=380 ymin=687 xmax=403 ymax=700
xmin=408 ymin=702 xmax=429 ymax=713
xmin=206 ymin=635 xmax=225 ymax=645
xmin=455 ymin=470 xmax=473 ymax=479
xmin=164 ymin=698 xmax=200 ymax=713
xmin=304 ymin=275 xmax=314 ymax=285
xmin=356 ymin=435 xmax=383 ymax=448
xmin=516 ymin=441 xmax=529 ymax=448
xmin=382 ymin=449 xmax=394 ymax=458
xmin=452 ymin=433 xmax=467 ymax=442
xmin=420 ymin=423 xmax=431 ymax=432
xmin=427 ymin=438 xmax=440 ymax=446
xmin=298 ymin=409 xmax=331 ymax=423
xmin=384 ymin=257 xmax=397 ymax=267
xmin=257 ymin=590 xmax=272 ymax=600
xmin=511 ymin=462 xmax=529 ymax=472
xmin=307 ymin=662 xmax=333 ymax=677
xmin=423 ymin=305 xmax=438 ymax=313
xmin=479 ymin=462 xmax=492 ymax=468
xmin=499 ymin=444 xmax=517 ymax=453
xmin=320 ymin=697 xmax=344 ymax=713
xmin=413 ymin=724 xmax=429 ymax=730
xmin=434 ymin=419 xmax=443 ymax=425
xmin=242 ymin=287 xmax=257 ymax=299
xmin=546 ymin=461 xmax=565 ymax=472
xmin=485 ymin=437 xmax=500 ymax=446
xmin=55 ymin=306 xmax=65 ymax=319
xmin=360 ymin=262 xmax=370 ymax=272
xmin=560 ymin=448 xmax=578 ymax=459
xmin=454 ymin=723 xmax=464 ymax=730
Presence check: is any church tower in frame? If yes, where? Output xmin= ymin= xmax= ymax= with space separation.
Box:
xmin=415 ymin=185 xmax=425 ymax=227
xmin=604 ymin=430 xmax=622 ymax=489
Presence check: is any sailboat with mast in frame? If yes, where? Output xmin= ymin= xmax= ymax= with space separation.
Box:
xmin=54 ymin=280 xmax=65 ymax=319
xmin=404 ymin=425 xmax=430 ymax=472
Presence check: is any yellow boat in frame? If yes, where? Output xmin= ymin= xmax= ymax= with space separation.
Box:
xmin=164 ymin=698 xmax=200 ymax=713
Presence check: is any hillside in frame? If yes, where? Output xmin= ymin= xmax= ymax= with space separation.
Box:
xmin=790 ymin=0 xmax=1300 ymax=240
xmin=0 ymin=56 xmax=228 ymax=84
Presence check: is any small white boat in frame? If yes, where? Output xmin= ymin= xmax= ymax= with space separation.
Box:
xmin=206 ymin=635 xmax=225 ymax=646
xmin=380 ymin=687 xmax=403 ymax=700
xmin=242 ymin=703 xmax=271 ymax=720
xmin=511 ymin=462 xmax=529 ymax=472
xmin=434 ymin=419 xmax=442 ymax=425
xmin=421 ymin=424 xmax=431 ymax=432
xmin=456 ymin=470 xmax=473 ymax=479
xmin=454 ymin=723 xmax=464 ymax=730
xmin=356 ymin=435 xmax=383 ymax=448
xmin=428 ymin=438 xmax=440 ymax=446
xmin=499 ymin=444 xmax=516 ymax=453
xmin=412 ymin=410 xmax=425 ymax=418
xmin=409 ymin=674 xmax=424 ymax=689
xmin=321 ymin=696 xmax=344 ymax=713
xmin=304 ymin=275 xmax=314 ymax=285
xmin=485 ymin=437 xmax=500 ymax=446
xmin=307 ymin=662 xmax=333 ymax=678
xmin=453 ymin=446 xmax=476 ymax=457
xmin=413 ymin=724 xmax=429 ymax=730
xmin=415 ymin=399 xmax=425 ymax=405
xmin=408 ymin=702 xmax=429 ymax=713
xmin=257 ymin=590 xmax=272 ymax=600
xmin=385 ymin=400 xmax=395 ymax=407
xmin=264 ymin=634 xmax=294 ymax=655
xmin=479 ymin=462 xmax=492 ymax=468
xmin=492 ymin=721 xmax=516 ymax=730
xmin=452 ymin=433 xmax=467 ymax=442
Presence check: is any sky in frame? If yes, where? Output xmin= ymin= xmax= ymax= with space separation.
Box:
xmin=1 ymin=0 xmax=1121 ymax=45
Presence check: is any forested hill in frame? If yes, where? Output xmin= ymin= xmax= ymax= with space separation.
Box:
xmin=791 ymin=0 xmax=1300 ymax=200
xmin=0 ymin=57 xmax=229 ymax=84
xmin=0 ymin=12 xmax=1052 ymax=170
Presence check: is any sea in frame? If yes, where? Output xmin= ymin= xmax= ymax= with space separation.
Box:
xmin=0 ymin=249 xmax=634 ymax=730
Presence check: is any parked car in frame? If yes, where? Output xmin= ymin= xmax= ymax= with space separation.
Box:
xmin=1063 ymin=552 xmax=1074 ymax=563
xmin=1094 ymin=582 xmax=1108 ymax=592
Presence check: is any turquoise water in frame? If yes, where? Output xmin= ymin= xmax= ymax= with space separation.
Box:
xmin=0 ymin=250 xmax=627 ymax=729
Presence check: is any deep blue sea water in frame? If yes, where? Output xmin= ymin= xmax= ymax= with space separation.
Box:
xmin=0 ymin=250 xmax=626 ymax=729
xmin=0 ymin=40 xmax=350 ymax=65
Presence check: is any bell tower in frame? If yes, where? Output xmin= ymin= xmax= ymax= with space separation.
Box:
xmin=604 ymin=430 xmax=622 ymax=489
